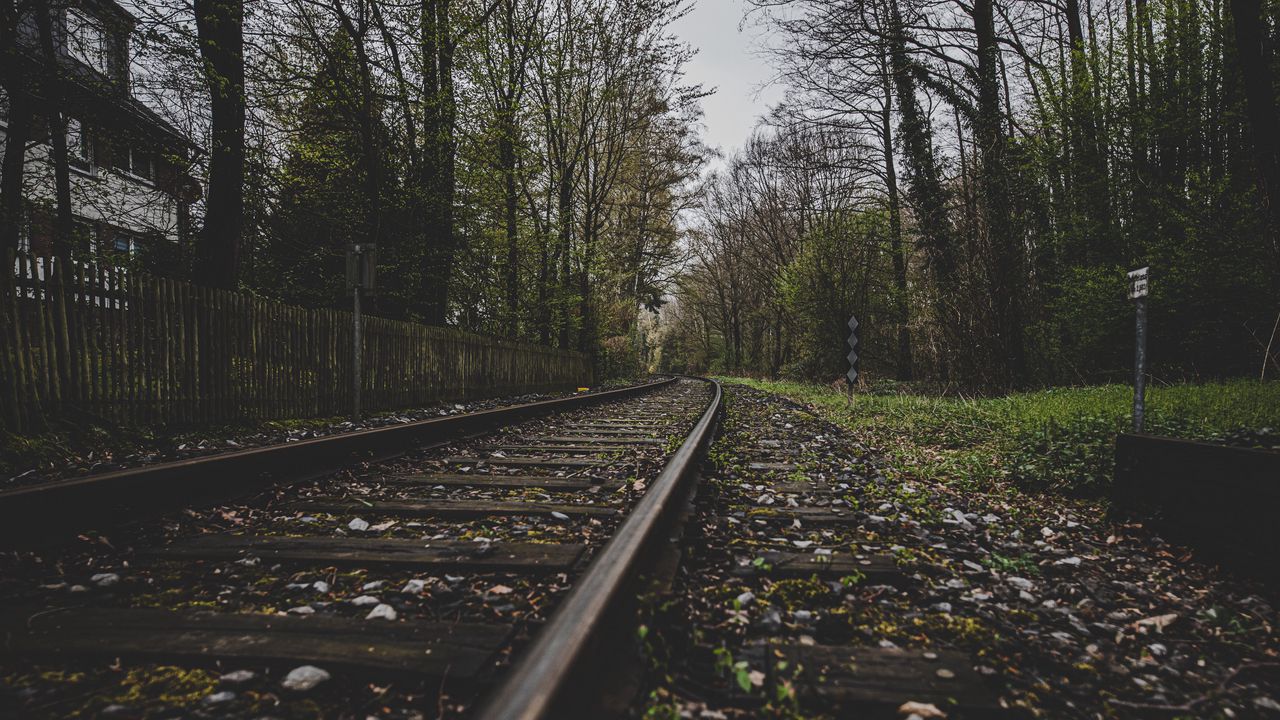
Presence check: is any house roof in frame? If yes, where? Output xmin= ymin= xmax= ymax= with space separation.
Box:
xmin=14 ymin=45 xmax=200 ymax=156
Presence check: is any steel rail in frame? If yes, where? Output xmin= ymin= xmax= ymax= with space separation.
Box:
xmin=475 ymin=377 xmax=723 ymax=720
xmin=0 ymin=378 xmax=676 ymax=545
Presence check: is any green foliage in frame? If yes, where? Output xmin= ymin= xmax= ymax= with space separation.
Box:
xmin=985 ymin=551 xmax=1039 ymax=576
xmin=763 ymin=577 xmax=828 ymax=608
xmin=664 ymin=0 xmax=1280 ymax=391
xmin=724 ymin=377 xmax=1280 ymax=498
xmin=778 ymin=206 xmax=900 ymax=380
xmin=251 ymin=31 xmax=407 ymax=311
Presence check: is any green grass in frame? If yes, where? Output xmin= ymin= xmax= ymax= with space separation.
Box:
xmin=720 ymin=377 xmax=1280 ymax=497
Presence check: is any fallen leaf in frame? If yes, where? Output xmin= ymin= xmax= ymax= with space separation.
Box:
xmin=898 ymin=701 xmax=947 ymax=718
xmin=1134 ymin=613 xmax=1178 ymax=632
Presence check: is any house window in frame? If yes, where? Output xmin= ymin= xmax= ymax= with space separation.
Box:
xmin=103 ymin=226 xmax=142 ymax=256
xmin=66 ymin=118 xmax=92 ymax=170
xmin=131 ymin=147 xmax=154 ymax=180
xmin=111 ymin=139 xmax=131 ymax=174
xmin=73 ymin=217 xmax=97 ymax=254
xmin=110 ymin=140 xmax=155 ymax=182
xmin=66 ymin=10 xmax=109 ymax=75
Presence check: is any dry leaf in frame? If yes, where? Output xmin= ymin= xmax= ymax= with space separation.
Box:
xmin=898 ymin=701 xmax=947 ymax=718
xmin=1134 ymin=613 xmax=1178 ymax=632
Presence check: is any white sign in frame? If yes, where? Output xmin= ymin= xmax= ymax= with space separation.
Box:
xmin=1127 ymin=266 xmax=1149 ymax=300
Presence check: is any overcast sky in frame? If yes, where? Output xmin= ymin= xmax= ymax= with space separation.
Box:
xmin=671 ymin=0 xmax=784 ymax=168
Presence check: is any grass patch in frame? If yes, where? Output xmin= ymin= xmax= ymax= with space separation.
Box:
xmin=720 ymin=377 xmax=1280 ymax=497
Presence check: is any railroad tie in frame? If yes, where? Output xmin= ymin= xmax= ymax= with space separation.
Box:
xmin=743 ymin=644 xmax=1004 ymax=716
xmin=737 ymin=550 xmax=904 ymax=585
xmin=533 ymin=435 xmax=663 ymax=445
xmin=442 ymin=456 xmax=611 ymax=468
xmin=147 ymin=535 xmax=586 ymax=572
xmin=288 ymin=498 xmax=618 ymax=519
xmin=378 ymin=473 xmax=617 ymax=490
xmin=0 ymin=607 xmax=512 ymax=680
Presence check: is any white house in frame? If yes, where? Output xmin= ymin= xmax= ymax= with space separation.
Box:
xmin=0 ymin=0 xmax=199 ymax=260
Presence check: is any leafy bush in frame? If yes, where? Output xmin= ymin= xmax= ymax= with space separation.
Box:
xmin=1006 ymin=414 xmax=1122 ymax=496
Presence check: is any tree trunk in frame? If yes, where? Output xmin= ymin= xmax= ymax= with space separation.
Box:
xmin=888 ymin=2 xmax=950 ymax=283
xmin=0 ymin=0 xmax=23 ymax=251
xmin=974 ymin=0 xmax=1025 ymax=387
xmin=194 ymin=0 xmax=245 ymax=288
xmin=500 ymin=115 xmax=519 ymax=333
xmin=34 ymin=0 xmax=73 ymax=255
xmin=0 ymin=89 xmax=31 ymax=252
xmin=349 ymin=30 xmax=382 ymax=251
xmin=880 ymin=47 xmax=912 ymax=381
xmin=420 ymin=0 xmax=457 ymax=324
xmin=537 ymin=223 xmax=550 ymax=344
xmin=1065 ymin=0 xmax=1113 ymax=265
xmin=1230 ymin=0 xmax=1280 ymax=269
xmin=555 ymin=168 xmax=573 ymax=348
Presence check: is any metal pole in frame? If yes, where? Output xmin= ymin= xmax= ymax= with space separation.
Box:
xmin=1133 ymin=294 xmax=1147 ymax=433
xmin=353 ymin=284 xmax=362 ymax=422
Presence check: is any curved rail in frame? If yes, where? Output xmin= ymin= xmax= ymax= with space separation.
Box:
xmin=0 ymin=377 xmax=676 ymax=545
xmin=476 ymin=377 xmax=723 ymax=720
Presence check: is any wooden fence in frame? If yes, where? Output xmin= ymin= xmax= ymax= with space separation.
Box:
xmin=0 ymin=251 xmax=591 ymax=432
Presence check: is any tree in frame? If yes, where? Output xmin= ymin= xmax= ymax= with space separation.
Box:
xmin=194 ymin=0 xmax=244 ymax=288
xmin=0 ymin=0 xmax=33 ymax=252
xmin=1230 ymin=0 xmax=1280 ymax=278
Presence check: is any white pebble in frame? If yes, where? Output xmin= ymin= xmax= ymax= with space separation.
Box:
xmin=220 ymin=670 xmax=256 ymax=684
xmin=366 ymin=603 xmax=397 ymax=621
xmin=281 ymin=665 xmax=330 ymax=691
xmin=203 ymin=690 xmax=235 ymax=704
xmin=91 ymin=573 xmax=120 ymax=587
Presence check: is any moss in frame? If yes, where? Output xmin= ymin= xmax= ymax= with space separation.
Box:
xmin=172 ymin=599 xmax=220 ymax=610
xmin=764 ymin=577 xmax=828 ymax=609
xmin=914 ymin=613 xmax=994 ymax=644
xmin=37 ymin=670 xmax=87 ymax=684
xmin=77 ymin=665 xmax=219 ymax=717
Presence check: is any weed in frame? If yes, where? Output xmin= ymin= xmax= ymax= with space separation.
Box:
xmin=721 ymin=377 xmax=1280 ymax=499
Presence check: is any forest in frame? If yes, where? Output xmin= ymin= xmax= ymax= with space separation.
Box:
xmin=2 ymin=0 xmax=707 ymax=379
xmin=3 ymin=0 xmax=1279 ymax=391
xmin=659 ymin=0 xmax=1280 ymax=390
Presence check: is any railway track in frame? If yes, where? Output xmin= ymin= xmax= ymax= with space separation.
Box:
xmin=0 ymin=377 xmax=722 ymax=719
xmin=635 ymin=384 xmax=1010 ymax=719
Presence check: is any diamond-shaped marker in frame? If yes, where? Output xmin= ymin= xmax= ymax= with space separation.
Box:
xmin=846 ymin=367 xmax=859 ymax=382
xmin=847 ymin=349 xmax=859 ymax=365
xmin=847 ymin=315 xmax=859 ymax=332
